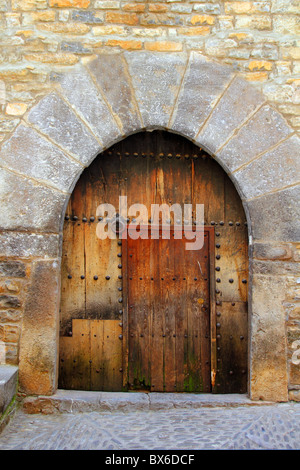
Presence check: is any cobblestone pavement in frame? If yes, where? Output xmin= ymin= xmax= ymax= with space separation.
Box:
xmin=0 ymin=402 xmax=299 ymax=450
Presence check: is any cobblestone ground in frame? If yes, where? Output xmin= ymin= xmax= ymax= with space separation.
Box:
xmin=0 ymin=403 xmax=299 ymax=450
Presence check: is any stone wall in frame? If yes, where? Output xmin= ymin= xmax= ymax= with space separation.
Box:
xmin=0 ymin=0 xmax=299 ymax=401
xmin=0 ymin=0 xmax=299 ymax=142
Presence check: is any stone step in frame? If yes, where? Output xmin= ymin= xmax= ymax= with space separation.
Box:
xmin=22 ymin=390 xmax=275 ymax=415
xmin=0 ymin=365 xmax=18 ymax=416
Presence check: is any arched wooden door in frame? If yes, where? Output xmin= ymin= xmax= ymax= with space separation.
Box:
xmin=59 ymin=131 xmax=248 ymax=394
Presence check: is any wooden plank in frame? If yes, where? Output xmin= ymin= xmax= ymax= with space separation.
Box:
xmin=91 ymin=319 xmax=123 ymax=392
xmin=160 ymin=234 xmax=177 ymax=392
xmin=183 ymin=229 xmax=210 ymax=392
xmin=84 ymin=153 xmax=121 ymax=322
xmin=60 ymin=188 xmax=86 ymax=336
xmin=193 ymin=156 xmax=225 ymax=225
xmin=215 ymin=224 xmax=248 ymax=303
xmin=58 ymin=336 xmax=74 ymax=390
xmin=214 ymin=302 xmax=248 ymax=393
xmin=70 ymin=319 xmax=91 ymax=390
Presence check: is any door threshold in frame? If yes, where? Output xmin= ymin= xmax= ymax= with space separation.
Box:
xmin=22 ymin=390 xmax=275 ymax=415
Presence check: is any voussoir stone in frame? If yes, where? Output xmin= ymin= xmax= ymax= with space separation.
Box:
xmin=247 ymin=185 xmax=300 ymax=242
xmin=0 ymin=124 xmax=82 ymax=193
xmin=0 ymin=168 xmax=66 ymax=232
xmin=52 ymin=65 xmax=122 ymax=153
xmin=124 ymin=51 xmax=188 ymax=129
xmin=171 ymin=52 xmax=234 ymax=140
xmin=218 ymin=104 xmax=293 ymax=172
xmin=27 ymin=92 xmax=101 ymax=165
xmin=197 ymin=76 xmax=265 ymax=153
xmin=87 ymin=53 xmax=142 ymax=136
xmin=234 ymin=134 xmax=300 ymax=200
xmin=0 ymin=232 xmax=61 ymax=259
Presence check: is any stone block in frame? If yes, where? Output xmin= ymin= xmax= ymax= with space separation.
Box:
xmin=247 ymin=185 xmax=300 ymax=242
xmin=144 ymin=41 xmax=183 ymax=51
xmin=0 ymin=365 xmax=18 ymax=414
xmin=250 ymin=274 xmax=288 ymax=401
xmin=106 ymin=11 xmax=138 ymax=25
xmin=271 ymin=0 xmax=300 ymax=13
xmin=197 ymin=76 xmax=265 ymax=153
xmin=170 ymin=52 xmax=234 ymax=139
xmin=0 ymin=260 xmax=26 ymax=277
xmin=98 ymin=391 xmax=149 ymax=411
xmin=125 ymin=51 xmax=188 ymax=129
xmin=27 ymin=92 xmax=100 ymax=166
xmin=0 ymin=232 xmax=61 ymax=258
xmin=252 ymin=260 xmax=300 ymax=276
xmin=253 ymin=243 xmax=292 ymax=261
xmin=0 ymin=309 xmax=22 ymax=323
xmin=234 ymin=135 xmax=300 ymax=200
xmin=287 ymin=324 xmax=300 ymax=386
xmin=86 ymin=54 xmax=142 ymax=136
xmin=71 ymin=10 xmax=104 ymax=23
xmin=19 ymin=259 xmax=60 ymax=395
xmin=0 ymin=168 xmax=66 ymax=232
xmin=218 ymin=105 xmax=293 ymax=172
xmin=0 ymin=295 xmax=21 ymax=308
xmin=0 ymin=124 xmax=82 ymax=193
xmin=52 ymin=66 xmax=121 ymax=153
xmin=60 ymin=41 xmax=91 ymax=54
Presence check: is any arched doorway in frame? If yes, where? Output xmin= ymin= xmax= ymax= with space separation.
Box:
xmin=59 ymin=131 xmax=248 ymax=394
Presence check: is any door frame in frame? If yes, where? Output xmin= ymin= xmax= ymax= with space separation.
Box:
xmin=121 ymin=224 xmax=216 ymax=392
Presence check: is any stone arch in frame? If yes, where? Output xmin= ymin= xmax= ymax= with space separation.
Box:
xmin=0 ymin=51 xmax=298 ymax=401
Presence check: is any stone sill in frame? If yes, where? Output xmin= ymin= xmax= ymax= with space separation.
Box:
xmin=22 ymin=389 xmax=276 ymax=415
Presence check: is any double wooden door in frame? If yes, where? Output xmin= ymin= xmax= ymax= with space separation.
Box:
xmin=59 ymin=131 xmax=248 ymax=393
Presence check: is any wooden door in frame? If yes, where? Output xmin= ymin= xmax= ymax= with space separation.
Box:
xmin=122 ymin=226 xmax=212 ymax=392
xmin=59 ymin=131 xmax=248 ymax=393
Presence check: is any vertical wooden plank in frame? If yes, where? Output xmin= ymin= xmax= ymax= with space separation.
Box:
xmin=60 ymin=186 xmax=86 ymax=336
xmin=183 ymin=229 xmax=211 ymax=392
xmin=71 ymin=319 xmax=91 ymax=390
xmin=84 ymin=153 xmax=121 ymax=322
xmin=58 ymin=337 xmax=74 ymax=390
xmin=160 ymin=234 xmax=177 ymax=392
xmin=173 ymin=230 xmax=188 ymax=392
xmin=150 ymin=232 xmax=165 ymax=392
xmin=215 ymin=302 xmax=248 ymax=393
xmin=102 ymin=320 xmax=123 ymax=391
xmin=193 ymin=156 xmax=225 ymax=225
